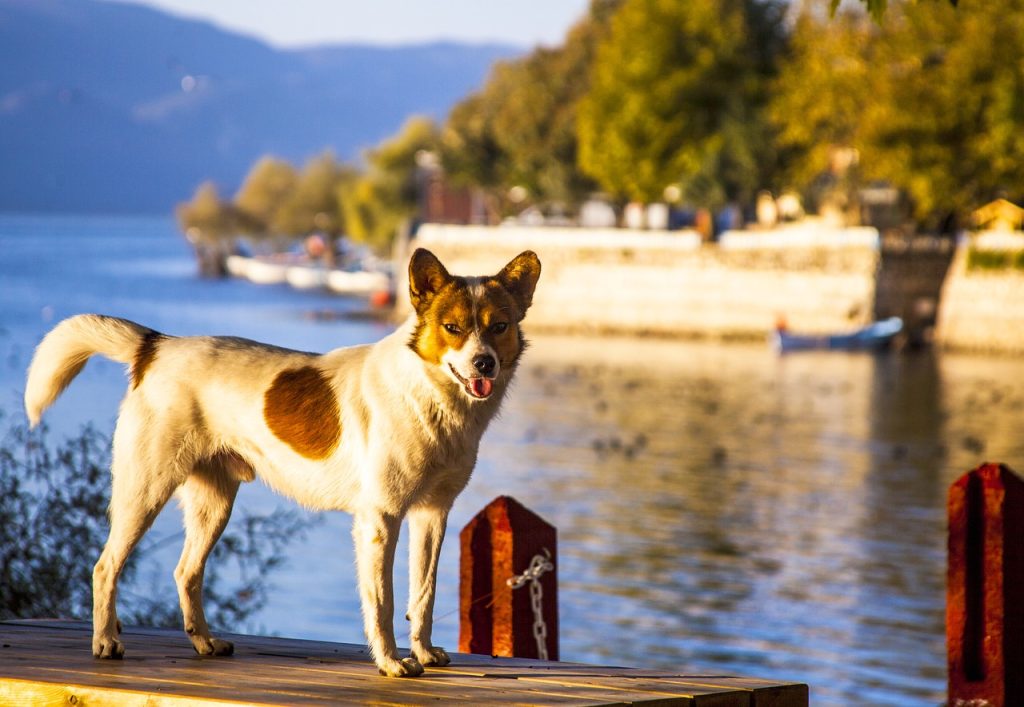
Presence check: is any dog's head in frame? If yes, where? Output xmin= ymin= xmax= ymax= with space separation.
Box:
xmin=407 ymin=248 xmax=541 ymax=401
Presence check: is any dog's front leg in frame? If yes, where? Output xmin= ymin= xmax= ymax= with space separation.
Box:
xmin=406 ymin=504 xmax=451 ymax=667
xmin=353 ymin=510 xmax=423 ymax=677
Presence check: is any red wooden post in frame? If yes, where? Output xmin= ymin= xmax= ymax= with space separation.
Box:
xmin=459 ymin=496 xmax=558 ymax=660
xmin=948 ymin=463 xmax=1024 ymax=707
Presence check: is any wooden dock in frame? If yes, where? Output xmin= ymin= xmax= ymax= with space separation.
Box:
xmin=0 ymin=620 xmax=808 ymax=706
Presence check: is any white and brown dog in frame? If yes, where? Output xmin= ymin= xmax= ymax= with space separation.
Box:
xmin=24 ymin=248 xmax=541 ymax=677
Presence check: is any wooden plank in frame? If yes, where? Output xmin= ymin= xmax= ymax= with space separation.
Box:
xmin=0 ymin=677 xmax=251 ymax=707
xmin=0 ymin=632 xmax=650 ymax=705
xmin=653 ymin=677 xmax=808 ymax=707
xmin=0 ymin=620 xmax=808 ymax=707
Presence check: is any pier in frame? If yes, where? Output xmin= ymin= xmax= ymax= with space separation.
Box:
xmin=0 ymin=620 xmax=808 ymax=706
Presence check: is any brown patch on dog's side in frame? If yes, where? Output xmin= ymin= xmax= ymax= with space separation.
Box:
xmin=131 ymin=330 xmax=165 ymax=389
xmin=263 ymin=366 xmax=341 ymax=459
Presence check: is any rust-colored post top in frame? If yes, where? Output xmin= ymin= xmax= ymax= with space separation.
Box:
xmin=947 ymin=462 xmax=1024 ymax=707
xmin=459 ymin=496 xmax=558 ymax=660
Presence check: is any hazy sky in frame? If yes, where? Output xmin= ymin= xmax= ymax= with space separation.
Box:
xmin=107 ymin=0 xmax=592 ymax=48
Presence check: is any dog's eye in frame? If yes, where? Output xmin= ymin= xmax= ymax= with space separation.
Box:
xmin=490 ymin=322 xmax=509 ymax=335
xmin=443 ymin=323 xmax=461 ymax=335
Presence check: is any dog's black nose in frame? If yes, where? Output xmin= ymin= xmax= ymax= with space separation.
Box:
xmin=473 ymin=354 xmax=496 ymax=376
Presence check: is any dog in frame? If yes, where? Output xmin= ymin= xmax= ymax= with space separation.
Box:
xmin=24 ymin=247 xmax=541 ymax=677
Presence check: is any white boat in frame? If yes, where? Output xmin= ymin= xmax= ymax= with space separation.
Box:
xmin=224 ymin=253 xmax=392 ymax=297
xmin=244 ymin=258 xmax=289 ymax=285
xmin=327 ymin=268 xmax=391 ymax=296
xmin=286 ymin=264 xmax=329 ymax=289
xmin=224 ymin=254 xmax=251 ymax=278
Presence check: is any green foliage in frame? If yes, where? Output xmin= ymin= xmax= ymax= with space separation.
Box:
xmin=772 ymin=0 xmax=1024 ymax=230
xmin=178 ymin=0 xmax=1017 ymax=237
xmin=274 ymin=151 xmax=351 ymax=241
xmin=0 ymin=420 xmax=111 ymax=619
xmin=180 ymin=120 xmax=438 ymax=254
xmin=966 ymin=247 xmax=1024 ymax=271
xmin=342 ymin=116 xmax=441 ymax=250
xmin=441 ymin=2 xmax=617 ymax=211
xmin=768 ymin=9 xmax=873 ymax=192
xmin=576 ymin=0 xmax=785 ymax=207
xmin=0 ymin=416 xmax=315 ymax=631
xmin=233 ymin=157 xmax=299 ymax=238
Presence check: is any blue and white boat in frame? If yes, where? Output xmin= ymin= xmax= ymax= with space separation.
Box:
xmin=772 ymin=317 xmax=904 ymax=352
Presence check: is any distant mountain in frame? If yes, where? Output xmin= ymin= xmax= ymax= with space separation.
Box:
xmin=0 ymin=0 xmax=521 ymax=214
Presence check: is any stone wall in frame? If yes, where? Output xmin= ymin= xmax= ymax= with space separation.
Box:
xmin=400 ymin=224 xmax=882 ymax=339
xmin=935 ymin=232 xmax=1024 ymax=353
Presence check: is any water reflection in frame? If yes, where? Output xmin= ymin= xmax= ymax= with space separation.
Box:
xmin=454 ymin=336 xmax=1024 ymax=706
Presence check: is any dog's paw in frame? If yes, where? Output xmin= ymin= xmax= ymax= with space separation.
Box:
xmin=191 ymin=636 xmax=235 ymax=657
xmin=377 ymin=656 xmax=424 ymax=678
xmin=412 ymin=645 xmax=450 ymax=667
xmin=93 ymin=636 xmax=125 ymax=660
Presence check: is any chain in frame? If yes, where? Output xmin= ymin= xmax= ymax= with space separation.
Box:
xmin=506 ymin=549 xmax=554 ymax=660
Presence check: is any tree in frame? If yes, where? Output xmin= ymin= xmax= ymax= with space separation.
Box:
xmin=233 ymin=157 xmax=298 ymax=240
xmin=175 ymin=182 xmax=240 ymax=275
xmin=772 ymin=0 xmax=1024 ymax=230
xmin=576 ymin=0 xmax=786 ymax=208
xmin=175 ymin=181 xmax=237 ymax=243
xmin=275 ymin=151 xmax=352 ymax=261
xmin=441 ymin=1 xmax=620 ymax=213
xmin=341 ymin=116 xmax=441 ymax=251
xmin=768 ymin=7 xmax=874 ymax=197
xmin=861 ymin=0 xmax=1024 ymax=228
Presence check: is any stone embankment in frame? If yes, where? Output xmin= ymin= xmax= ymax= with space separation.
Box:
xmin=400 ymin=223 xmax=1023 ymax=353
xmin=936 ymin=231 xmax=1024 ymax=354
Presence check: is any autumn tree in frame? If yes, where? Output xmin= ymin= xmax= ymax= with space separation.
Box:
xmin=175 ymin=182 xmax=240 ymax=275
xmin=772 ymin=0 xmax=1024 ymax=230
xmin=274 ymin=151 xmax=353 ymax=261
xmin=768 ymin=6 xmax=873 ymax=214
xmin=576 ymin=0 xmax=786 ymax=208
xmin=441 ymin=0 xmax=621 ymax=213
xmin=233 ymin=156 xmax=298 ymax=239
xmin=340 ymin=116 xmax=440 ymax=251
xmin=176 ymin=181 xmax=237 ymax=241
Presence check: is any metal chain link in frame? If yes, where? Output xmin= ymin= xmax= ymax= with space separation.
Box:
xmin=506 ymin=549 xmax=554 ymax=660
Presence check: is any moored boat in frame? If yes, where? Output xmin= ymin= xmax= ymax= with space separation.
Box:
xmin=286 ymin=264 xmax=330 ymax=289
xmin=244 ymin=257 xmax=290 ymax=285
xmin=326 ymin=268 xmax=391 ymax=296
xmin=223 ymin=254 xmax=392 ymax=297
xmin=772 ymin=317 xmax=903 ymax=352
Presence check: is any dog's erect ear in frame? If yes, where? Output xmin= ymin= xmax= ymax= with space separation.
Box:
xmin=408 ymin=248 xmax=452 ymax=313
xmin=496 ymin=251 xmax=541 ymax=316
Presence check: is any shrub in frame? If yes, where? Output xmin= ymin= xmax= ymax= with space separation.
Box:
xmin=0 ymin=413 xmax=315 ymax=631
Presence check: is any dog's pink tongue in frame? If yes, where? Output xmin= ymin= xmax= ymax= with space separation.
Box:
xmin=471 ymin=377 xmax=493 ymax=398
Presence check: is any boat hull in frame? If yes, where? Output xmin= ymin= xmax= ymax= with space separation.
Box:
xmin=773 ymin=317 xmax=904 ymax=352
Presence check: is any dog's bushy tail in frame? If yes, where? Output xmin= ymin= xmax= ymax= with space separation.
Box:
xmin=25 ymin=314 xmax=156 ymax=427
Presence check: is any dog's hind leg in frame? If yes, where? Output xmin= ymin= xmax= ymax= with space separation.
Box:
xmin=173 ymin=459 xmax=240 ymax=657
xmin=92 ymin=421 xmax=181 ymax=659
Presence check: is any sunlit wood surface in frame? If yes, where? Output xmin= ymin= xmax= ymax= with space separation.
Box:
xmin=0 ymin=619 xmax=808 ymax=706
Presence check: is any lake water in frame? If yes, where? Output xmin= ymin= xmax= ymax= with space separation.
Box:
xmin=3 ymin=214 xmax=1024 ymax=706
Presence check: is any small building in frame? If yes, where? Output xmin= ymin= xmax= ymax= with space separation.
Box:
xmin=972 ymin=198 xmax=1024 ymax=232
